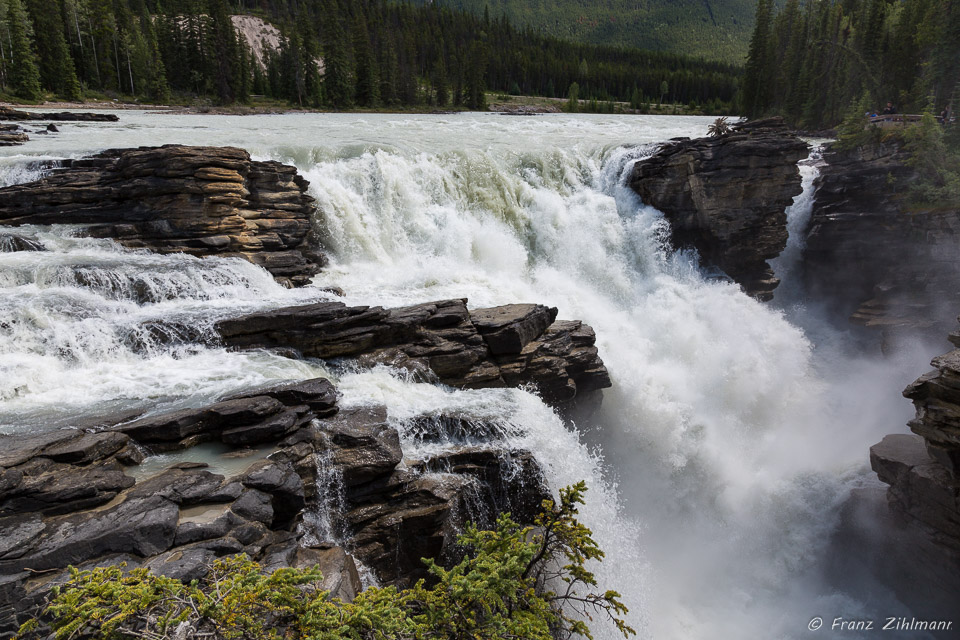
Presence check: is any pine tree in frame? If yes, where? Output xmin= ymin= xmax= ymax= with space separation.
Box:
xmin=566 ymin=81 xmax=579 ymax=112
xmin=353 ymin=12 xmax=378 ymax=107
xmin=741 ymin=0 xmax=774 ymax=117
xmin=434 ymin=54 xmax=449 ymax=107
xmin=7 ymin=0 xmax=42 ymax=100
xmin=207 ymin=0 xmax=238 ymax=104
xmin=465 ymin=38 xmax=486 ymax=110
xmin=322 ymin=16 xmax=354 ymax=108
xmin=25 ymin=0 xmax=81 ymax=100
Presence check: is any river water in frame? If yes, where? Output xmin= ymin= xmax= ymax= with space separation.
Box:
xmin=0 ymin=112 xmax=938 ymax=639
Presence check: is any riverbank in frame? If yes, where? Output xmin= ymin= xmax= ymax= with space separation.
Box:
xmin=2 ymin=93 xmax=725 ymax=117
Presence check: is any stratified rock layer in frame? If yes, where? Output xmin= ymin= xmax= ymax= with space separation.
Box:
xmin=629 ymin=117 xmax=808 ymax=300
xmin=805 ymin=140 xmax=960 ymax=340
xmin=871 ymin=319 xmax=960 ymax=576
xmin=0 ymin=145 xmax=324 ymax=286
xmin=216 ymin=299 xmax=611 ymax=405
xmin=0 ymin=380 xmax=549 ymax=634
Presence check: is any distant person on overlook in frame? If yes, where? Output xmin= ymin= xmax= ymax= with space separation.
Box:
xmin=882 ymin=102 xmax=897 ymax=115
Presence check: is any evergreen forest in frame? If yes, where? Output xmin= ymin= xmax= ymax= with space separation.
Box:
xmin=0 ymin=0 xmax=742 ymax=111
xmin=741 ymin=0 xmax=960 ymax=128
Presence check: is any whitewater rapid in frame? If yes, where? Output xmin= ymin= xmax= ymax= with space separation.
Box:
xmin=0 ymin=113 xmax=935 ymax=639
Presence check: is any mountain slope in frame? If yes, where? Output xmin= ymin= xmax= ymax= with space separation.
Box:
xmin=420 ymin=0 xmax=756 ymax=64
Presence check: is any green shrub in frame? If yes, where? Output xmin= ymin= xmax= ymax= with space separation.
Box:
xmin=20 ymin=483 xmax=633 ymax=640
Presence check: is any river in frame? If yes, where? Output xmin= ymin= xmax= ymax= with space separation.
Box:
xmin=0 ymin=112 xmax=937 ymax=639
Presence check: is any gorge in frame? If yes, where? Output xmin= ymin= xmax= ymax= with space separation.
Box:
xmin=0 ymin=110 xmax=958 ymax=639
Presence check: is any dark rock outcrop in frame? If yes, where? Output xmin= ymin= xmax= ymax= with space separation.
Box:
xmin=870 ymin=318 xmax=960 ymax=610
xmin=0 ymin=145 xmax=325 ymax=286
xmin=0 ymin=234 xmax=44 ymax=252
xmin=629 ymin=117 xmax=808 ymax=301
xmin=805 ymin=140 xmax=960 ymax=342
xmin=0 ymin=106 xmax=119 ymax=122
xmin=276 ymin=404 xmax=549 ymax=585
xmin=216 ymin=299 xmax=611 ymax=405
xmin=0 ymin=375 xmax=552 ymax=633
xmin=114 ymin=377 xmax=338 ymax=449
xmin=0 ymin=124 xmax=28 ymax=147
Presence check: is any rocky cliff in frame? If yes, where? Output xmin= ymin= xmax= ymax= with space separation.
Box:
xmin=805 ymin=140 xmax=960 ymax=342
xmin=869 ymin=319 xmax=960 ymax=609
xmin=0 ymin=145 xmax=325 ymax=287
xmin=629 ymin=117 xmax=808 ymax=301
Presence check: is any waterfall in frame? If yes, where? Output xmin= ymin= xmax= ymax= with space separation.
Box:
xmin=0 ymin=113 xmax=929 ymax=640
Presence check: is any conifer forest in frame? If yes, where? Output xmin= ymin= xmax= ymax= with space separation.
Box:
xmin=0 ymin=0 xmax=742 ymax=111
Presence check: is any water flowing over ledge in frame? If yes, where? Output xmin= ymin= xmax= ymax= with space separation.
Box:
xmin=0 ymin=112 xmax=954 ymax=639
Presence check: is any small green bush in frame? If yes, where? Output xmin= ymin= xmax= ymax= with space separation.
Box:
xmin=20 ymin=483 xmax=634 ymax=640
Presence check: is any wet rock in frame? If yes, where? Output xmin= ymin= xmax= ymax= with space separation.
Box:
xmin=0 ymin=145 xmax=323 ymax=285
xmin=0 ymin=460 xmax=133 ymax=516
xmin=218 ymin=299 xmax=611 ymax=405
xmin=493 ymin=319 xmax=612 ymax=405
xmin=239 ymin=460 xmax=304 ymax=528
xmin=127 ymin=467 xmax=228 ymax=505
xmin=804 ymin=140 xmax=960 ymax=341
xmin=287 ymin=406 xmax=403 ymax=488
xmin=0 ymin=131 xmax=28 ymax=147
xmin=630 ymin=116 xmax=808 ymax=301
xmin=114 ymin=378 xmax=336 ymax=449
xmin=871 ymin=319 xmax=960 ymax=587
xmin=0 ymin=495 xmax=179 ymax=573
xmin=144 ymin=547 xmax=217 ymax=583
xmin=902 ymin=339 xmax=960 ymax=477
xmin=0 ymin=234 xmax=42 ymax=252
xmin=41 ymin=431 xmax=129 ymax=465
xmin=471 ymin=304 xmax=557 ymax=355
xmin=870 ymin=434 xmax=960 ymax=545
xmin=231 ymin=489 xmax=274 ymax=525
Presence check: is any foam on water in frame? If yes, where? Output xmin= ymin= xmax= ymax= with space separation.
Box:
xmin=0 ymin=113 xmax=933 ymax=639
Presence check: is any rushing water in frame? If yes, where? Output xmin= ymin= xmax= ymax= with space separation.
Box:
xmin=0 ymin=112 xmax=938 ymax=639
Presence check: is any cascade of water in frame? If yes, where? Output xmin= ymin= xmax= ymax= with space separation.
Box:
xmin=0 ymin=114 xmax=932 ymax=639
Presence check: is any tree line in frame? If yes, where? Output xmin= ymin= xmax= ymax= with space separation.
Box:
xmin=741 ymin=0 xmax=960 ymax=128
xmin=0 ymin=0 xmax=741 ymax=111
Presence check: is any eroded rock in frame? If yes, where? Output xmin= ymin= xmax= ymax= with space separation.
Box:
xmin=217 ymin=299 xmax=610 ymax=406
xmin=0 ymin=145 xmax=324 ymax=286
xmin=629 ymin=117 xmax=808 ymax=301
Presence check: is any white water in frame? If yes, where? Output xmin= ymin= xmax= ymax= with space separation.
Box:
xmin=0 ymin=112 xmax=937 ymax=638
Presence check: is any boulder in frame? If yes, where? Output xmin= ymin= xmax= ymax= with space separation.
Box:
xmin=629 ymin=117 xmax=808 ymax=301
xmin=0 ymin=145 xmax=324 ymax=286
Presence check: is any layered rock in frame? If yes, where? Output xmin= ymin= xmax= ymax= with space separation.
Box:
xmin=216 ymin=299 xmax=611 ymax=405
xmin=0 ymin=106 xmax=119 ymax=122
xmin=275 ymin=405 xmax=549 ymax=585
xmin=805 ymin=140 xmax=960 ymax=341
xmin=113 ymin=378 xmax=338 ymax=449
xmin=0 ymin=377 xmax=552 ymax=634
xmin=0 ymin=145 xmax=325 ymax=286
xmin=870 ymin=319 xmax=960 ymax=585
xmin=0 ymin=125 xmax=27 ymax=147
xmin=629 ymin=117 xmax=808 ymax=301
